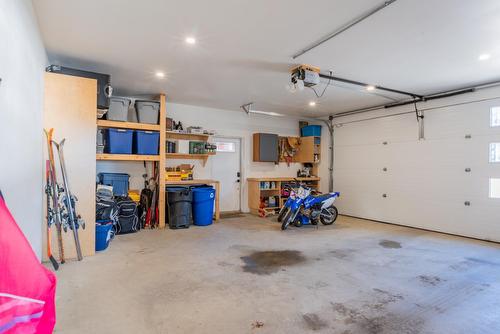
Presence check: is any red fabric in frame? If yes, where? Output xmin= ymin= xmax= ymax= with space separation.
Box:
xmin=0 ymin=195 xmax=56 ymax=333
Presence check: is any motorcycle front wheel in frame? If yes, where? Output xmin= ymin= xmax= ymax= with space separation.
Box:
xmin=281 ymin=209 xmax=296 ymax=230
xmin=277 ymin=206 xmax=289 ymax=222
xmin=320 ymin=206 xmax=338 ymax=225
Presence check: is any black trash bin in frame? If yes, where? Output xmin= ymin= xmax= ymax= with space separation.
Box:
xmin=166 ymin=187 xmax=192 ymax=229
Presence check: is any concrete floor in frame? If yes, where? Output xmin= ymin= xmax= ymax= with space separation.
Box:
xmin=52 ymin=215 xmax=500 ymax=334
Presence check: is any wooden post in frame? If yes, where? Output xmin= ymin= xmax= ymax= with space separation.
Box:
xmin=159 ymin=94 xmax=166 ymax=228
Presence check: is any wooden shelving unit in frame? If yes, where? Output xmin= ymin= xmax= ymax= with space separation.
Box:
xmin=166 ymin=131 xmax=216 ymax=166
xmin=96 ymin=94 xmax=167 ymax=228
xmin=247 ymin=177 xmax=320 ymax=216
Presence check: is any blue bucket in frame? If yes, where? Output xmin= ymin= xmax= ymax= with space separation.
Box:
xmin=192 ymin=187 xmax=215 ymax=226
xmin=95 ymin=221 xmax=114 ymax=251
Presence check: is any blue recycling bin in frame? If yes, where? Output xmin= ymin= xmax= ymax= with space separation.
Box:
xmin=191 ymin=187 xmax=215 ymax=226
xmin=95 ymin=221 xmax=114 ymax=251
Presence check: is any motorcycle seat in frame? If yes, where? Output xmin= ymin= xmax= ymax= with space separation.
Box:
xmin=313 ymin=193 xmax=333 ymax=201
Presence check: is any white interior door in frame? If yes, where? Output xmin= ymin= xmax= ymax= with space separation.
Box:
xmin=211 ymin=137 xmax=241 ymax=212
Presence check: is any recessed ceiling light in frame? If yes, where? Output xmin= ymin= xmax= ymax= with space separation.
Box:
xmin=479 ymin=53 xmax=491 ymax=61
xmin=309 ymin=101 xmax=317 ymax=107
xmin=155 ymin=71 xmax=165 ymax=78
xmin=185 ymin=37 xmax=196 ymax=45
xmin=366 ymin=85 xmax=376 ymax=91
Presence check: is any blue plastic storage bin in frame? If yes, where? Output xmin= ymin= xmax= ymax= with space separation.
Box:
xmin=98 ymin=173 xmax=130 ymax=196
xmin=191 ymin=186 xmax=215 ymax=226
xmin=95 ymin=221 xmax=113 ymax=251
xmin=301 ymin=125 xmax=322 ymax=137
xmin=105 ymin=128 xmax=133 ymax=154
xmin=133 ymin=130 xmax=160 ymax=155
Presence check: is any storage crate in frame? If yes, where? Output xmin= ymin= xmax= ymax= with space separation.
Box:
xmin=96 ymin=128 xmax=105 ymax=146
xmin=135 ymin=100 xmax=160 ymax=124
xmin=98 ymin=173 xmax=130 ymax=196
xmin=106 ymin=97 xmax=131 ymax=122
xmin=133 ymin=130 xmax=159 ymax=155
xmin=105 ymin=129 xmax=133 ymax=154
xmin=301 ymin=125 xmax=321 ymax=137
xmin=189 ymin=141 xmax=206 ymax=154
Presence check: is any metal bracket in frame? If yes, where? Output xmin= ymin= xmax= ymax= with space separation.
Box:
xmin=241 ymin=102 xmax=253 ymax=114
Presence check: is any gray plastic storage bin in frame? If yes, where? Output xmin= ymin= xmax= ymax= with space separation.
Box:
xmin=135 ymin=100 xmax=160 ymax=124
xmin=107 ymin=97 xmax=131 ymax=121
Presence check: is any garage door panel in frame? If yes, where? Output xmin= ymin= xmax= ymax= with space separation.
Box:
xmin=333 ymin=94 xmax=500 ymax=242
xmin=335 ymin=145 xmax=387 ymax=169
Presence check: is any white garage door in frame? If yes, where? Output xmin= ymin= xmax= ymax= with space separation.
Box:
xmin=334 ymin=96 xmax=500 ymax=242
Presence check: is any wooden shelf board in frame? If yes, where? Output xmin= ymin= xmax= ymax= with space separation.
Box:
xmin=97 ymin=119 xmax=160 ymax=131
xmin=260 ymin=188 xmax=280 ymax=191
xmin=166 ymin=131 xmax=210 ymax=141
xmin=247 ymin=177 xmax=320 ymax=182
xmin=166 ymin=153 xmax=211 ymax=159
xmin=96 ymin=153 xmax=160 ymax=161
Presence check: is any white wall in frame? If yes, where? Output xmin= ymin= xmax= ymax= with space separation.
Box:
xmin=0 ymin=0 xmax=47 ymax=258
xmin=332 ymin=85 xmax=500 ymax=242
xmin=97 ymin=102 xmax=320 ymax=212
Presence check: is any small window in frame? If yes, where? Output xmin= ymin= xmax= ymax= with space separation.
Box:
xmin=489 ymin=143 xmax=500 ymax=163
xmin=490 ymin=106 xmax=500 ymax=127
xmin=490 ymin=178 xmax=500 ymax=198
xmin=216 ymin=142 xmax=235 ymax=153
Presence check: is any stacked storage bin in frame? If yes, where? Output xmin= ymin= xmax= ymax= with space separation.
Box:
xmin=133 ymin=131 xmax=160 ymax=155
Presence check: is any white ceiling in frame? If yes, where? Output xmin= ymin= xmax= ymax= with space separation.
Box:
xmin=33 ymin=0 xmax=500 ymax=117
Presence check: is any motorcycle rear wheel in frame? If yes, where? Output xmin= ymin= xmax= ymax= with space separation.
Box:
xmin=320 ymin=206 xmax=338 ymax=225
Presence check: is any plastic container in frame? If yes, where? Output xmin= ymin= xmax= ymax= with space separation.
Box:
xmin=106 ymin=97 xmax=131 ymax=122
xmin=95 ymin=221 xmax=113 ymax=251
xmin=133 ymin=130 xmax=160 ymax=155
xmin=301 ymin=125 xmax=321 ymax=137
xmin=98 ymin=173 xmax=130 ymax=196
xmin=105 ymin=128 xmax=133 ymax=154
xmin=189 ymin=141 xmax=206 ymax=154
xmin=166 ymin=187 xmax=192 ymax=229
xmin=135 ymin=100 xmax=160 ymax=124
xmin=191 ymin=186 xmax=215 ymax=226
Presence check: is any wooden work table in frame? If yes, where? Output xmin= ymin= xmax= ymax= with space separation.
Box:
xmin=165 ymin=179 xmax=220 ymax=221
xmin=247 ymin=176 xmax=321 ymax=216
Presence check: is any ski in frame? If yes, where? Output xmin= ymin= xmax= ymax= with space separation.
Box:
xmin=44 ymin=128 xmax=65 ymax=264
xmin=53 ymin=139 xmax=84 ymax=261
xmin=45 ymin=160 xmax=59 ymax=270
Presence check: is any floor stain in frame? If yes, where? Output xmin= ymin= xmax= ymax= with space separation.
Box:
xmin=240 ymin=250 xmax=306 ymax=275
xmin=251 ymin=321 xmax=264 ymax=329
xmin=379 ymin=240 xmax=402 ymax=249
xmin=302 ymin=313 xmax=328 ymax=331
xmin=217 ymin=261 xmax=234 ymax=267
xmin=465 ymin=257 xmax=500 ymax=267
xmin=331 ymin=302 xmax=423 ymax=334
xmin=329 ymin=249 xmax=356 ymax=259
xmin=418 ymin=275 xmax=445 ymax=286
xmin=372 ymin=288 xmax=404 ymax=304
xmin=307 ymin=280 xmax=330 ymax=290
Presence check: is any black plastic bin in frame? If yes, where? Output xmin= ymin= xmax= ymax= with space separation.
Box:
xmin=166 ymin=187 xmax=192 ymax=229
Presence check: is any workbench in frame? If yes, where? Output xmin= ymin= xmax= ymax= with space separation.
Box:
xmin=165 ymin=179 xmax=220 ymax=221
xmin=247 ymin=177 xmax=320 ymax=216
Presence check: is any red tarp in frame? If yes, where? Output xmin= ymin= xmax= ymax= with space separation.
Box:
xmin=0 ymin=194 xmax=56 ymax=333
